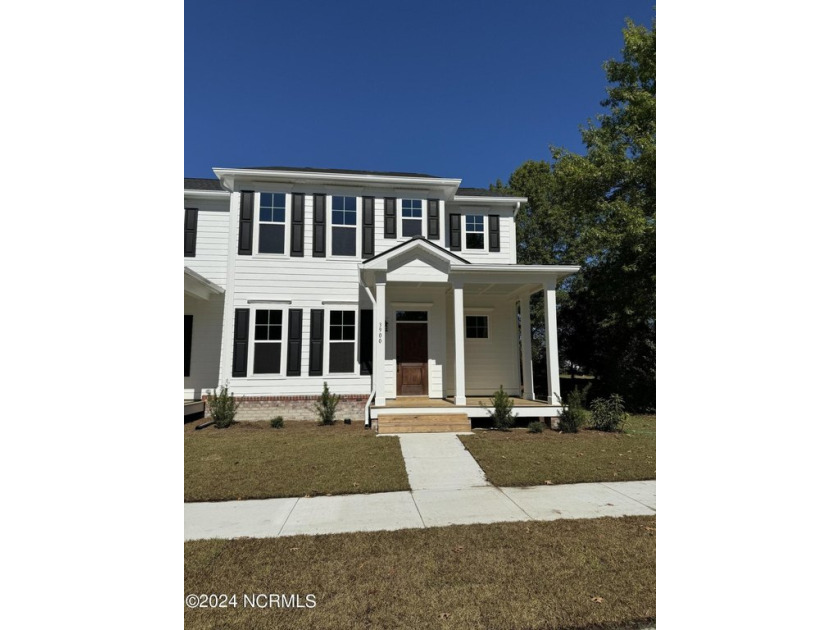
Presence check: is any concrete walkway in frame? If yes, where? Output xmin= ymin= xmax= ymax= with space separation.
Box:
xmin=185 ymin=433 xmax=655 ymax=541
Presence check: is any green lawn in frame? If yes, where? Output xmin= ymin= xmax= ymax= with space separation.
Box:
xmin=184 ymin=515 xmax=656 ymax=630
xmin=184 ymin=420 xmax=410 ymax=502
xmin=460 ymin=415 xmax=655 ymax=487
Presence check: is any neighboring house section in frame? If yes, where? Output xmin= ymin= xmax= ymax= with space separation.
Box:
xmin=184 ymin=166 xmax=579 ymax=426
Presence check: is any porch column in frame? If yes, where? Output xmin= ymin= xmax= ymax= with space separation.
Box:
xmin=453 ymin=279 xmax=466 ymax=405
xmin=520 ymin=293 xmax=535 ymax=400
xmin=543 ymin=281 xmax=561 ymax=402
xmin=374 ymin=276 xmax=387 ymax=406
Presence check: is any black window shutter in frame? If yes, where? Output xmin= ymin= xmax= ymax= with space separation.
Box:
xmin=184 ymin=315 xmax=193 ymax=377
xmin=286 ymin=308 xmax=303 ymax=376
xmin=427 ymin=200 xmax=439 ymax=240
xmin=313 ymin=194 xmax=326 ymax=257
xmin=384 ymin=197 xmax=396 ymax=238
xmin=309 ymin=309 xmax=324 ymax=375
xmin=238 ymin=191 xmax=254 ymax=255
xmin=184 ymin=208 xmax=198 ymax=257
xmin=362 ymin=196 xmax=375 ymax=259
xmin=232 ymin=308 xmax=250 ymax=377
xmin=449 ymin=213 xmax=461 ymax=251
xmin=359 ymin=309 xmax=373 ymax=375
xmin=291 ymin=193 xmax=305 ymax=257
xmin=489 ymin=214 xmax=500 ymax=252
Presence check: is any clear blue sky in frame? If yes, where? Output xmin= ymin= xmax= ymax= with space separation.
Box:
xmin=186 ymin=1 xmax=654 ymax=188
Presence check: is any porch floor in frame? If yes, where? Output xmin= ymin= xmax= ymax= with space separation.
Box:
xmin=374 ymin=396 xmax=551 ymax=409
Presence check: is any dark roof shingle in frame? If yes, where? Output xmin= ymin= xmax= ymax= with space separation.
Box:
xmin=184 ymin=178 xmax=223 ymax=191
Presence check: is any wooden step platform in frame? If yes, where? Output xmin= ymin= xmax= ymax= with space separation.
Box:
xmin=377 ymin=413 xmax=471 ymax=434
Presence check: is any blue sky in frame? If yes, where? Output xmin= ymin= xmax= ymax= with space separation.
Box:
xmin=185 ymin=1 xmax=654 ymax=188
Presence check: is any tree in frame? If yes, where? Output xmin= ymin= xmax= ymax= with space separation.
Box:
xmin=506 ymin=19 xmax=656 ymax=411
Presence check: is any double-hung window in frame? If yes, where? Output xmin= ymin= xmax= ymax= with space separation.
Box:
xmin=331 ymin=196 xmax=357 ymax=256
xmin=465 ymin=214 xmax=485 ymax=250
xmin=328 ymin=310 xmax=356 ymax=373
xmin=401 ymin=199 xmax=423 ymax=237
xmin=253 ymin=309 xmax=283 ymax=374
xmin=259 ymin=193 xmax=287 ymax=254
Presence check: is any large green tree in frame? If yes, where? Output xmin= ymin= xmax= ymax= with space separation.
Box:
xmin=505 ymin=19 xmax=655 ymax=410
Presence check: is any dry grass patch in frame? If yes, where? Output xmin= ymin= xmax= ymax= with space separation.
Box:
xmin=184 ymin=515 xmax=655 ymax=630
xmin=460 ymin=415 xmax=655 ymax=487
xmin=185 ymin=420 xmax=409 ymax=502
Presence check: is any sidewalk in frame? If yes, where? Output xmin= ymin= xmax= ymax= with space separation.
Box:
xmin=184 ymin=433 xmax=656 ymax=541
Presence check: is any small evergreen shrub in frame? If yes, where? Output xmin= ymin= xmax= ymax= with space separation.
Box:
xmin=483 ymin=385 xmax=517 ymax=431
xmin=556 ymin=385 xmax=589 ymax=433
xmin=206 ymin=383 xmax=240 ymax=429
xmin=590 ymin=394 xmax=627 ymax=432
xmin=314 ymin=382 xmax=340 ymax=425
xmin=527 ymin=420 xmax=544 ymax=433
xmin=270 ymin=416 xmax=284 ymax=429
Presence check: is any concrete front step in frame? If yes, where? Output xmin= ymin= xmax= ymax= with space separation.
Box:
xmin=378 ymin=413 xmax=471 ymax=434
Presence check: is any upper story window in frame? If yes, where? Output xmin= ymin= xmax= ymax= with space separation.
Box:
xmin=259 ymin=193 xmax=287 ymax=254
xmin=331 ymin=196 xmax=357 ymax=256
xmin=401 ymin=199 xmax=423 ymax=237
xmin=465 ymin=214 xmax=485 ymax=250
xmin=328 ymin=310 xmax=356 ymax=373
xmin=253 ymin=309 xmax=284 ymax=374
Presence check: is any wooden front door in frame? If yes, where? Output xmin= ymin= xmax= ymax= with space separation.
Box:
xmin=396 ymin=322 xmax=428 ymax=396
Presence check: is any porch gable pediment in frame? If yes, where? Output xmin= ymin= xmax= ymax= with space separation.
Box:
xmin=361 ymin=237 xmax=468 ymax=283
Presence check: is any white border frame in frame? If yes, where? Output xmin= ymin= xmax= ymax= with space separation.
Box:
xmin=248 ymin=304 xmax=289 ymax=378
xmin=254 ymin=191 xmax=292 ymax=258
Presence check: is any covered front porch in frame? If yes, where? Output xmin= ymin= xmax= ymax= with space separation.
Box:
xmin=359 ymin=238 xmax=579 ymax=430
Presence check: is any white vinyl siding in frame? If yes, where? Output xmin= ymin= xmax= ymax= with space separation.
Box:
xmin=184 ymin=292 xmax=224 ymax=400
xmin=184 ymin=197 xmax=230 ymax=288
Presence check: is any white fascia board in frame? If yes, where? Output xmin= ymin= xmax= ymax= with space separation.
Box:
xmin=213 ymin=168 xmax=462 ymax=197
xmin=452 ymin=195 xmax=528 ymax=205
xmin=184 ymin=267 xmax=224 ymax=298
xmin=184 ymin=189 xmax=229 ymax=199
xmin=450 ymin=264 xmax=581 ymax=285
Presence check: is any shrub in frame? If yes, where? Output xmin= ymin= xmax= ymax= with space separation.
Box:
xmin=483 ymin=385 xmax=517 ymax=430
xmin=556 ymin=385 xmax=589 ymax=433
xmin=270 ymin=416 xmax=284 ymax=429
xmin=527 ymin=420 xmax=544 ymax=433
xmin=313 ymin=382 xmax=340 ymax=425
xmin=206 ymin=383 xmax=240 ymax=429
xmin=590 ymin=394 xmax=627 ymax=432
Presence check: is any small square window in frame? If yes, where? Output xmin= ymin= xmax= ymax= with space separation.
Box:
xmin=465 ymin=315 xmax=488 ymax=339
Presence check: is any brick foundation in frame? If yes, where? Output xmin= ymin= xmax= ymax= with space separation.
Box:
xmin=201 ymin=394 xmax=368 ymax=423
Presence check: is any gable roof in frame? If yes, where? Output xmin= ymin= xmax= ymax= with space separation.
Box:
xmin=238 ymin=165 xmax=444 ymax=179
xmin=361 ymin=235 xmax=470 ymax=267
xmin=455 ymin=187 xmax=518 ymax=197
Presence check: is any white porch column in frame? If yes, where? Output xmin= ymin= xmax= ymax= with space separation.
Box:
xmin=374 ymin=276 xmax=387 ymax=406
xmin=520 ymin=294 xmax=535 ymax=400
xmin=543 ymin=281 xmax=561 ymax=402
xmin=452 ymin=279 xmax=466 ymax=405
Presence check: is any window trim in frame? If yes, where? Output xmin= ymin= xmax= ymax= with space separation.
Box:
xmin=327 ymin=194 xmax=361 ymax=258
xmin=248 ymin=305 xmax=289 ymax=377
xmin=463 ymin=213 xmax=488 ymax=252
xmin=326 ymin=306 xmax=359 ymax=376
xmin=398 ymin=198 xmax=425 ymax=239
xmin=254 ymin=191 xmax=292 ymax=257
xmin=464 ymin=312 xmax=491 ymax=342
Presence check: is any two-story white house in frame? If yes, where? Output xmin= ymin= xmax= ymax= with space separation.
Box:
xmin=184 ymin=166 xmax=579 ymax=431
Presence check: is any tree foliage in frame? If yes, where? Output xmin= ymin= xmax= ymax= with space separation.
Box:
xmin=505 ymin=19 xmax=656 ymax=411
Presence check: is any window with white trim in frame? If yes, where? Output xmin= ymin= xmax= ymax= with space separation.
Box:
xmin=331 ymin=196 xmax=357 ymax=256
xmin=258 ymin=193 xmax=287 ymax=254
xmin=253 ymin=309 xmax=284 ymax=374
xmin=465 ymin=315 xmax=489 ymax=339
xmin=465 ymin=214 xmax=485 ymax=250
xmin=401 ymin=199 xmax=423 ymax=237
xmin=329 ymin=310 xmax=356 ymax=373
